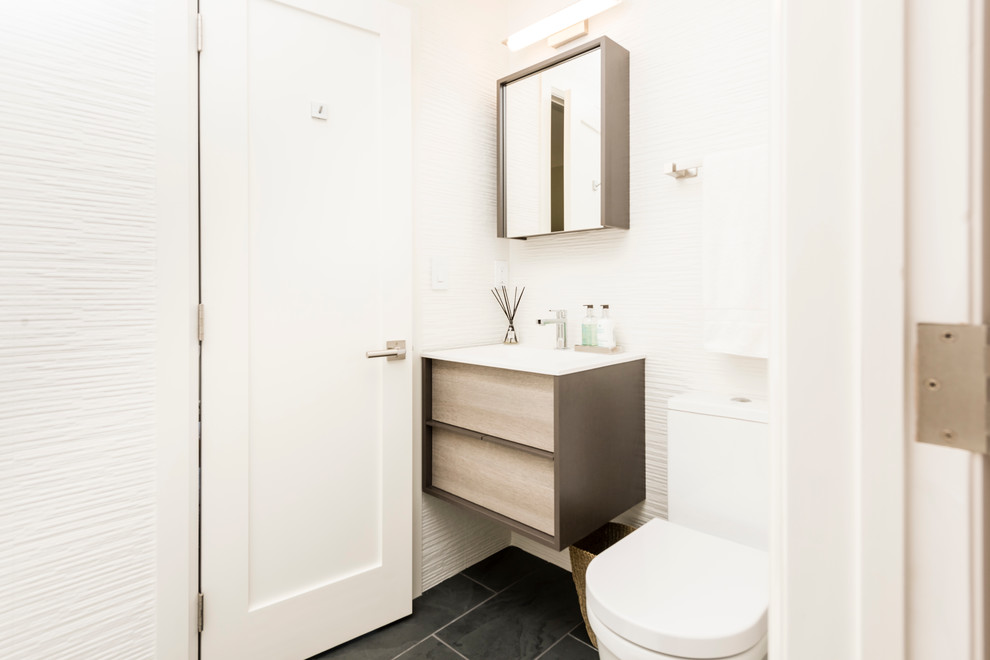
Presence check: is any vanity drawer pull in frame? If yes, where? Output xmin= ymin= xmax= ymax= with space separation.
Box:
xmin=425 ymin=420 xmax=553 ymax=459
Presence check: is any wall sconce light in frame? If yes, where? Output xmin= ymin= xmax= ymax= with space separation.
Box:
xmin=504 ymin=0 xmax=622 ymax=52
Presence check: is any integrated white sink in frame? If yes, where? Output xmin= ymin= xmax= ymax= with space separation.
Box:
xmin=420 ymin=343 xmax=646 ymax=376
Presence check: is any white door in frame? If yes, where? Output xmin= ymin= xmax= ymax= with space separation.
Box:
xmin=198 ymin=1 xmax=412 ymax=658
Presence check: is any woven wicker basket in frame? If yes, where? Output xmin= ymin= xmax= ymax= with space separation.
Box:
xmin=569 ymin=522 xmax=637 ymax=648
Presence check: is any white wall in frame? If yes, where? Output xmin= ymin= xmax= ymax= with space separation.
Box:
xmin=0 ymin=2 xmax=159 ymax=658
xmin=154 ymin=0 xmax=200 ymax=657
xmin=502 ymin=0 xmax=770 ymax=565
xmin=400 ymin=0 xmax=516 ymax=592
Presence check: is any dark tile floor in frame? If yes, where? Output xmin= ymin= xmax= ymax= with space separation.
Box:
xmin=311 ymin=547 xmax=599 ymax=660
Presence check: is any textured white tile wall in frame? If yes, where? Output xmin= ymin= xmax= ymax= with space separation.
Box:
xmin=401 ymin=0 xmax=516 ymax=592
xmin=505 ymin=0 xmax=770 ymax=559
xmin=0 ymin=2 xmax=158 ymax=658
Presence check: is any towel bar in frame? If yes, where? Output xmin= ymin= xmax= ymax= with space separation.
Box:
xmin=663 ymin=159 xmax=703 ymax=179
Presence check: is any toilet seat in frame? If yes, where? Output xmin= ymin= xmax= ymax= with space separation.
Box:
xmin=588 ymin=606 xmax=768 ymax=660
xmin=586 ymin=519 xmax=768 ymax=659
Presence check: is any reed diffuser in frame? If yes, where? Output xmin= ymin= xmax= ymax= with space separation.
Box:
xmin=492 ymin=285 xmax=525 ymax=344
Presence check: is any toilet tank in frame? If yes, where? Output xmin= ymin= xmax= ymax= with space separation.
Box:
xmin=667 ymin=392 xmax=769 ymax=550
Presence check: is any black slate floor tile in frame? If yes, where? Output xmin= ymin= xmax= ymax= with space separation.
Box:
xmin=569 ymin=622 xmax=595 ymax=648
xmin=311 ymin=574 xmax=492 ymax=659
xmin=537 ymin=634 xmax=599 ymax=660
xmin=437 ymin=563 xmax=584 ymax=660
xmin=460 ymin=546 xmax=548 ymax=592
xmin=396 ymin=636 xmax=464 ymax=660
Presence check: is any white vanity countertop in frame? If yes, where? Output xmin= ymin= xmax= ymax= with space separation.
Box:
xmin=421 ymin=344 xmax=646 ymax=376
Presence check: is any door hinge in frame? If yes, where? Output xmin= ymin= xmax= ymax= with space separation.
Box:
xmin=197 ymin=303 xmax=204 ymax=342
xmin=198 ymin=592 xmax=204 ymax=632
xmin=916 ymin=323 xmax=989 ymax=454
xmin=196 ymin=13 xmax=203 ymax=53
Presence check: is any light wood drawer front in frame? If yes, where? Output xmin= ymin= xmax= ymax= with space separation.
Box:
xmin=431 ymin=428 xmax=555 ymax=535
xmin=432 ymin=361 xmax=555 ymax=452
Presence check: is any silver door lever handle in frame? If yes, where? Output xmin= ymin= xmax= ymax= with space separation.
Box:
xmin=366 ymin=340 xmax=406 ymax=361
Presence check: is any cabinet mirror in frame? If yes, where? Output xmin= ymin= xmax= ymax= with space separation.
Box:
xmin=497 ymin=37 xmax=629 ymax=239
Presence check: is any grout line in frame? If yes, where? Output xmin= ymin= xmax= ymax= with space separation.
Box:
xmin=567 ymin=622 xmax=598 ymax=652
xmin=391 ymin=633 xmax=436 ymax=660
xmin=391 ymin=586 xmax=500 ymax=660
xmin=532 ymin=632 xmax=569 ymax=660
xmin=567 ymin=632 xmax=597 ymax=652
xmin=391 ymin=557 xmax=572 ymax=660
xmin=425 ymin=561 xmax=543 ymax=650
xmin=432 ymin=589 xmax=500 ymax=637
xmin=492 ymin=566 xmax=542 ymax=596
xmin=433 ymin=634 xmax=470 ymax=660
xmin=458 ymin=572 xmax=496 ymax=594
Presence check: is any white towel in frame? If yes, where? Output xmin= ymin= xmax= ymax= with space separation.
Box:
xmin=702 ymin=146 xmax=769 ymax=358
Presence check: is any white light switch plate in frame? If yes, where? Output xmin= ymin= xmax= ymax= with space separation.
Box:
xmin=431 ymin=257 xmax=449 ymax=290
xmin=494 ymin=260 xmax=509 ymax=287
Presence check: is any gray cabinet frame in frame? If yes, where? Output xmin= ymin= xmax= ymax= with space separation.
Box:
xmin=422 ymin=357 xmax=646 ymax=550
xmin=497 ymin=36 xmax=630 ymax=239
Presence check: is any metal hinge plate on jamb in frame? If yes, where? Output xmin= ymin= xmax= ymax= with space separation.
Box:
xmin=197 ymin=304 xmax=204 ymax=342
xmin=197 ymin=13 xmax=203 ymax=53
xmin=916 ymin=323 xmax=989 ymax=454
xmin=197 ymin=592 xmax=204 ymax=632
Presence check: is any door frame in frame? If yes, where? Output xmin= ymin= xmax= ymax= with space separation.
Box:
xmin=153 ymin=0 xmax=200 ymax=658
xmin=771 ymin=0 xmax=891 ymax=656
xmin=155 ymin=2 xmax=415 ymax=658
xmin=770 ymin=0 xmax=907 ymax=656
xmin=771 ymin=0 xmax=987 ymax=658
xmin=904 ymin=0 xmax=987 ymax=656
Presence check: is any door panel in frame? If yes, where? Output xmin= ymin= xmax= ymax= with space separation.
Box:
xmin=200 ymin=0 xmax=412 ymax=657
xmin=246 ymin=0 xmax=383 ymax=609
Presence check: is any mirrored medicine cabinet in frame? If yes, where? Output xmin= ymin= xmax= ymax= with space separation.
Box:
xmin=497 ymin=37 xmax=629 ymax=239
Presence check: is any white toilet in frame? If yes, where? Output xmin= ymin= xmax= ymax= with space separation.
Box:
xmin=586 ymin=393 xmax=769 ymax=660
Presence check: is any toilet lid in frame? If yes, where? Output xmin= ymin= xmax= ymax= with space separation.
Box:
xmin=585 ymin=519 xmax=768 ymax=659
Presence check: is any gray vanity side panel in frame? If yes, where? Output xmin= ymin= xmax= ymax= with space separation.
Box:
xmin=600 ymin=36 xmax=630 ymax=230
xmin=554 ymin=359 xmax=645 ymax=549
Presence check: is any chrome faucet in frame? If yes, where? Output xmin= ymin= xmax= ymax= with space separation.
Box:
xmin=537 ymin=309 xmax=568 ymax=349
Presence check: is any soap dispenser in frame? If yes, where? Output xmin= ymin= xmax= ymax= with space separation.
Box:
xmin=596 ymin=304 xmax=616 ymax=349
xmin=581 ymin=304 xmax=598 ymax=346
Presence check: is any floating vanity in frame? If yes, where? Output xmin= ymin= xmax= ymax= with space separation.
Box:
xmin=421 ymin=344 xmax=645 ymax=550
